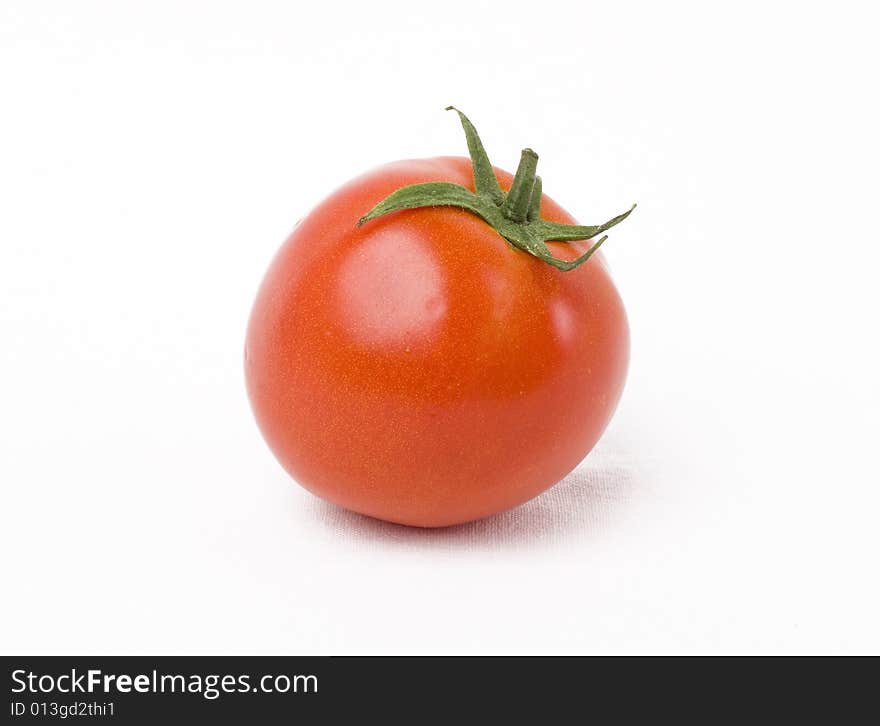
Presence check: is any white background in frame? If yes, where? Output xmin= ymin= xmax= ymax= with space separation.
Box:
xmin=2 ymin=1 xmax=878 ymax=654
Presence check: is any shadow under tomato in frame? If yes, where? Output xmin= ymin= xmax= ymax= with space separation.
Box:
xmin=304 ymin=445 xmax=638 ymax=549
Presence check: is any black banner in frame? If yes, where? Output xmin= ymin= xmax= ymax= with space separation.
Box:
xmin=3 ymin=655 xmax=875 ymax=721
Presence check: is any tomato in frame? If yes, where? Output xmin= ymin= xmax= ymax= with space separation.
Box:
xmin=245 ymin=109 xmax=632 ymax=527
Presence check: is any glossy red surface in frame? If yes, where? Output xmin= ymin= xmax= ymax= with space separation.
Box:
xmin=245 ymin=157 xmax=629 ymax=527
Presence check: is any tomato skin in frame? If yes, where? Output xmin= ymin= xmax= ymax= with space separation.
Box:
xmin=245 ymin=156 xmax=629 ymax=527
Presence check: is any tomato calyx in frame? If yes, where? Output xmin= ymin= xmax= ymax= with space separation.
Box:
xmin=357 ymin=107 xmax=636 ymax=271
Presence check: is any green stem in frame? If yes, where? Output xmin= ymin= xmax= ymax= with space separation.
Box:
xmin=502 ymin=148 xmax=538 ymax=223
xmin=527 ymin=175 xmax=543 ymax=222
xmin=356 ymin=108 xmax=635 ymax=273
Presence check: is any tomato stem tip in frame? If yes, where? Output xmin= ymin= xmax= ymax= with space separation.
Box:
xmin=356 ymin=109 xmax=635 ymax=272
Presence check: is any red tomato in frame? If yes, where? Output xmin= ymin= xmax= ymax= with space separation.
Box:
xmin=246 ymin=116 xmax=630 ymax=527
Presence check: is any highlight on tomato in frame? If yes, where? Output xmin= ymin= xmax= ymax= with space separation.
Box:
xmin=245 ymin=107 xmax=634 ymax=527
